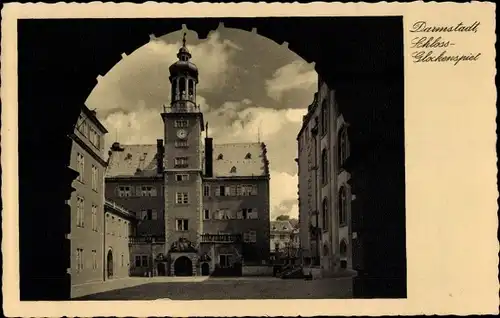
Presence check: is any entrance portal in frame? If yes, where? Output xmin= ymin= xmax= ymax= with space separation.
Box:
xmin=201 ymin=262 xmax=210 ymax=276
xmin=107 ymin=250 xmax=113 ymax=279
xmin=174 ymin=256 xmax=193 ymax=276
xmin=157 ymin=262 xmax=166 ymax=276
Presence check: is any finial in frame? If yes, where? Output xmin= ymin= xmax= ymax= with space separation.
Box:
xmin=182 ymin=32 xmax=187 ymax=47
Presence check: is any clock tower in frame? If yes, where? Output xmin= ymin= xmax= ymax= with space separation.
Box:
xmin=161 ymin=33 xmax=204 ymax=276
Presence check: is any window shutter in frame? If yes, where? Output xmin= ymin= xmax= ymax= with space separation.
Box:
xmin=215 ymin=187 xmax=221 ymax=196
xmin=114 ymin=185 xmax=120 ymax=196
xmin=236 ymin=210 xmax=243 ymax=219
xmin=224 ymin=186 xmax=231 ymax=196
xmin=152 ymin=209 xmax=158 ymax=220
xmin=151 ymin=187 xmax=157 ymax=197
xmin=135 ymin=186 xmax=141 ymax=196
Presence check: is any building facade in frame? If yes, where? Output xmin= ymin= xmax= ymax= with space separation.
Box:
xmin=68 ymin=106 xmax=109 ymax=286
xmin=297 ymin=76 xmax=353 ymax=275
xmin=105 ymin=34 xmax=271 ymax=276
xmin=270 ymin=220 xmax=299 ymax=253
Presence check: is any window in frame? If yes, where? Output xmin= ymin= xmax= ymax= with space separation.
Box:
xmin=135 ymin=255 xmax=141 ymax=267
xmin=175 ymin=192 xmax=189 ymax=204
xmin=176 ymin=219 xmax=189 ymax=231
xmin=76 ymin=153 xmax=85 ymax=182
xmin=174 ymin=157 xmax=188 ymax=167
xmin=279 ymin=234 xmax=286 ymax=240
xmin=174 ymin=120 xmax=189 ymax=128
xmin=175 ymin=140 xmax=188 ymax=148
xmin=141 ymin=255 xmax=148 ymax=267
xmin=340 ymin=239 xmax=348 ymax=256
xmin=91 ymin=165 xmax=98 ymax=191
xmin=176 ymin=174 xmax=189 ymax=182
xmin=203 ymin=209 xmax=210 ymax=220
xmin=140 ymin=209 xmax=158 ymax=220
xmin=244 ymin=231 xmax=257 ymax=243
xmin=76 ymin=248 xmax=84 ymax=273
xmin=230 ymin=166 xmax=237 ymax=173
xmin=245 ymin=153 xmax=252 ymax=159
xmin=242 ymin=208 xmax=258 ymax=220
xmin=239 ymin=184 xmax=257 ymax=196
xmin=121 ymin=254 xmax=124 ymax=267
xmin=203 ymin=185 xmax=210 ymax=196
xmin=111 ymin=216 xmax=115 ymax=235
xmin=338 ymin=127 xmax=350 ymax=168
xmin=322 ymin=198 xmax=329 ymax=231
xmin=117 ymin=186 xmax=132 ymax=197
xmin=217 ymin=154 xmax=223 ymax=160
xmin=216 ymin=209 xmax=231 ymax=220
xmin=91 ymin=204 xmax=97 ymax=231
xmin=339 ymin=187 xmax=347 ymax=226
xmin=321 ymin=149 xmax=328 ymax=185
xmin=92 ymin=250 xmax=97 ymax=270
xmin=321 ymin=100 xmax=328 ymax=135
xmin=270 ymin=234 xmax=275 ymax=239
xmin=140 ymin=185 xmax=157 ymax=197
xmin=76 ymin=196 xmax=85 ymax=227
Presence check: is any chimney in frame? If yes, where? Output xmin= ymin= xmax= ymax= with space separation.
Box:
xmin=156 ymin=139 xmax=164 ymax=174
xmin=204 ymin=137 xmax=213 ymax=177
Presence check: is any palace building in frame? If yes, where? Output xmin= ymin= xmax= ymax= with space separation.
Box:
xmin=296 ymin=76 xmax=353 ymax=276
xmin=105 ymin=34 xmax=271 ymax=277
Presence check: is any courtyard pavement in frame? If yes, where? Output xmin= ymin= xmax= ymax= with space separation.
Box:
xmin=73 ymin=276 xmax=353 ymax=300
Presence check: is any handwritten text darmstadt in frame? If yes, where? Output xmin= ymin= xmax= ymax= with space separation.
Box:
xmin=409 ymin=21 xmax=481 ymax=66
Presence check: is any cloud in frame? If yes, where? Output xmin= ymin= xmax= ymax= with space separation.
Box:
xmin=86 ymin=30 xmax=241 ymax=115
xmin=270 ymin=172 xmax=299 ymax=219
xmin=265 ymin=60 xmax=317 ymax=103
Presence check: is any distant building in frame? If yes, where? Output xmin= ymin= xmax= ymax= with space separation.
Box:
xmin=68 ymin=105 xmax=108 ymax=285
xmin=270 ymin=220 xmax=299 ymax=253
xmin=105 ymin=34 xmax=271 ymax=277
xmin=296 ymin=76 xmax=353 ymax=274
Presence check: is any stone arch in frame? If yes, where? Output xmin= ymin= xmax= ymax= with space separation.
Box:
xmin=17 ymin=17 xmax=404 ymax=300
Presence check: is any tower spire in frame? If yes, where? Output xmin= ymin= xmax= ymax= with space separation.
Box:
xmin=182 ymin=32 xmax=187 ymax=47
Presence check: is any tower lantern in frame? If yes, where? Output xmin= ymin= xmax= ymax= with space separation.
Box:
xmin=168 ymin=32 xmax=199 ymax=112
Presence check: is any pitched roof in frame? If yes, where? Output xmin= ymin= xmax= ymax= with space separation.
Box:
xmin=106 ymin=144 xmax=158 ymax=178
xmin=270 ymin=220 xmax=294 ymax=232
xmin=212 ymin=142 xmax=268 ymax=178
xmin=105 ymin=142 xmax=270 ymax=178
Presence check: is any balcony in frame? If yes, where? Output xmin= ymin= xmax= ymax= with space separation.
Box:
xmin=163 ymin=102 xmax=200 ymax=113
xmin=201 ymin=234 xmax=242 ymax=243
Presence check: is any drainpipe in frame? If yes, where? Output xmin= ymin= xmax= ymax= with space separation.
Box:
xmin=103 ymin=205 xmax=106 ymax=281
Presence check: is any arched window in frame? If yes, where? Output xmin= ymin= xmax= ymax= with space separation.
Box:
xmin=188 ymin=79 xmax=194 ymax=98
xmin=230 ymin=166 xmax=237 ymax=173
xmin=321 ymin=148 xmax=328 ymax=185
xmin=179 ymin=78 xmax=186 ymax=98
xmin=321 ymin=100 xmax=328 ymax=135
xmin=171 ymin=80 xmax=178 ymax=101
xmin=322 ymin=198 xmax=329 ymax=231
xmin=339 ymin=239 xmax=347 ymax=256
xmin=338 ymin=187 xmax=347 ymax=226
xmin=245 ymin=153 xmax=252 ymax=159
xmin=338 ymin=127 xmax=350 ymax=168
xmin=217 ymin=154 xmax=223 ymax=160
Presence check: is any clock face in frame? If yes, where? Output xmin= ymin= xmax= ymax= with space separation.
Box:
xmin=177 ymin=129 xmax=188 ymax=139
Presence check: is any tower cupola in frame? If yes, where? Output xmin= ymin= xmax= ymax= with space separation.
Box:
xmin=168 ymin=33 xmax=199 ymax=112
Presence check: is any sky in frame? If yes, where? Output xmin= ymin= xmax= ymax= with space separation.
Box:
xmin=86 ymin=26 xmax=318 ymax=220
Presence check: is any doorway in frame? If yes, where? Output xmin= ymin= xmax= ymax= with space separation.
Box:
xmin=201 ymin=262 xmax=210 ymax=276
xmin=107 ymin=249 xmax=113 ymax=279
xmin=157 ymin=262 xmax=166 ymax=276
xmin=174 ymin=256 xmax=193 ymax=276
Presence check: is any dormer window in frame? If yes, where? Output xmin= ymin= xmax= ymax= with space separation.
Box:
xmin=230 ymin=166 xmax=237 ymax=173
xmin=217 ymin=154 xmax=223 ymax=160
xmin=245 ymin=153 xmax=252 ymax=159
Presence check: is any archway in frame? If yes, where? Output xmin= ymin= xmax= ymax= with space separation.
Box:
xmin=201 ymin=262 xmax=210 ymax=276
xmin=16 ymin=16 xmax=405 ymax=300
xmin=174 ymin=256 xmax=193 ymax=276
xmin=107 ymin=249 xmax=113 ymax=279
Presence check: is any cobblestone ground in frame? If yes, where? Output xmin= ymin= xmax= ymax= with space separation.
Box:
xmin=74 ymin=277 xmax=353 ymax=300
